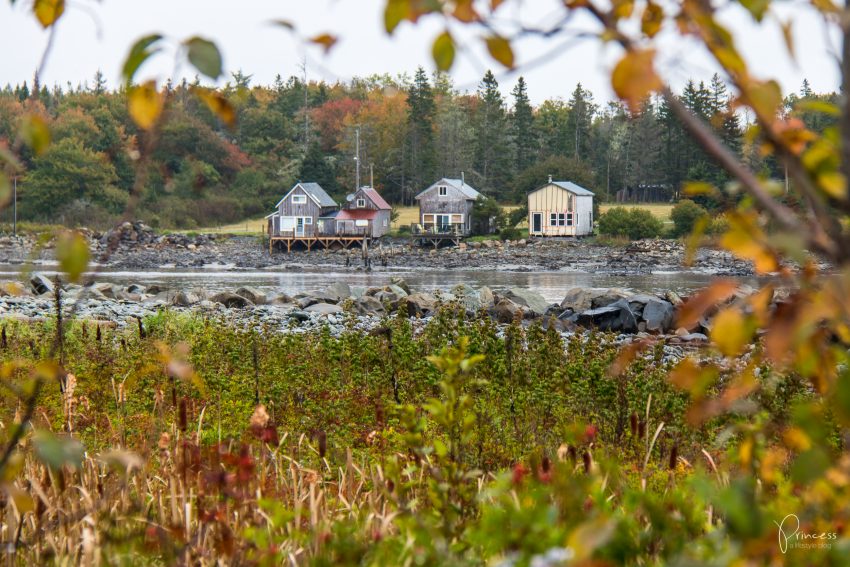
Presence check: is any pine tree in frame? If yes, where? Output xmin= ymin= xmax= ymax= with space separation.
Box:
xmin=405 ymin=67 xmax=436 ymax=204
xmin=92 ymin=70 xmax=107 ymax=95
xmin=565 ymin=83 xmax=596 ymax=160
xmin=511 ymin=77 xmax=535 ymax=172
xmin=299 ymin=141 xmax=338 ymax=194
xmin=474 ymin=70 xmax=511 ymax=198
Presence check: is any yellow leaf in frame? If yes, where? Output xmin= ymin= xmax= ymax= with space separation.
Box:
xmin=4 ymin=486 xmax=34 ymax=514
xmin=780 ymin=20 xmax=795 ymax=61
xmin=453 ymin=0 xmax=478 ymax=22
xmin=310 ymin=33 xmax=338 ymax=53
xmin=194 ymin=88 xmax=237 ymax=129
xmin=432 ymin=31 xmax=455 ymax=71
xmin=676 ymin=279 xmax=739 ymax=328
xmin=128 ymin=81 xmax=162 ymax=130
xmin=817 ymin=171 xmax=846 ymax=199
xmin=613 ymin=0 xmax=634 ymax=19
xmin=641 ymin=1 xmax=664 ymax=37
xmin=56 ymin=230 xmax=90 ymax=283
xmin=611 ymin=49 xmax=662 ymax=113
xmin=720 ymin=212 xmax=779 ymax=274
xmin=745 ymin=79 xmax=782 ymax=122
xmin=485 ymin=35 xmax=514 ymax=68
xmin=783 ymin=427 xmax=812 ymax=451
xmin=33 ymin=0 xmax=64 ymax=28
xmin=19 ymin=114 xmax=51 ymax=156
xmin=711 ymin=307 xmax=749 ymax=357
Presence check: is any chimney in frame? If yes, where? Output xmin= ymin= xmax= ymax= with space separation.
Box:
xmin=461 ymin=171 xmax=465 ymax=185
xmin=548 ymin=174 xmax=552 ymax=183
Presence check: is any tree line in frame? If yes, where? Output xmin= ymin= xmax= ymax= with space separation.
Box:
xmin=0 ymin=69 xmax=835 ymax=229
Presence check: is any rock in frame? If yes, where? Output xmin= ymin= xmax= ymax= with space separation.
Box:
xmin=373 ymin=291 xmax=403 ymax=310
xmin=309 ymin=289 xmax=341 ymax=304
xmin=641 ymin=298 xmax=675 ymax=332
xmin=390 ymin=277 xmax=411 ymax=294
xmin=478 ymin=286 xmax=495 ymax=309
xmin=235 ymin=286 xmax=267 ymax=305
xmin=491 ymin=298 xmax=524 ymax=323
xmin=305 ymin=302 xmax=344 ymax=314
xmin=270 ymin=293 xmax=296 ymax=305
xmin=297 ymin=296 xmax=319 ymax=309
xmin=324 ymin=281 xmax=352 ymax=302
xmin=126 ymin=284 xmax=146 ymax=295
xmin=665 ymin=290 xmax=683 ymax=306
xmin=502 ymin=287 xmax=550 ymax=316
xmin=0 ymin=281 xmax=29 ymax=297
xmin=574 ymin=299 xmax=639 ymax=332
xmin=405 ymin=292 xmax=437 ymax=317
xmin=354 ymin=295 xmax=385 ymax=315
xmin=289 ymin=310 xmax=311 ymax=322
xmin=451 ymin=284 xmax=481 ymax=313
xmin=210 ymin=292 xmax=254 ymax=308
xmin=680 ymin=332 xmax=708 ymax=342
xmin=94 ymin=282 xmax=118 ymax=299
xmin=147 ymin=284 xmax=167 ymax=295
xmin=171 ymin=291 xmax=200 ymax=306
xmin=30 ymin=273 xmax=54 ymax=295
xmin=385 ymin=284 xmax=408 ymax=298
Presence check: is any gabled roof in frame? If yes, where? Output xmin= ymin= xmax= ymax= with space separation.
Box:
xmin=361 ymin=187 xmax=391 ymax=210
xmin=415 ymin=178 xmax=482 ymax=200
xmin=274 ymin=182 xmax=337 ymax=209
xmin=544 ymin=181 xmax=595 ymax=196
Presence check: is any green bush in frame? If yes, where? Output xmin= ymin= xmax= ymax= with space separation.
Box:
xmin=598 ymin=207 xmax=663 ymax=240
xmin=500 ymin=227 xmax=522 ymax=240
xmin=670 ymin=199 xmax=708 ymax=237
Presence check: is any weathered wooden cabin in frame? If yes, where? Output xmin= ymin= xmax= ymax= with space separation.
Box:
xmin=336 ymin=186 xmax=392 ymax=238
xmin=414 ymin=178 xmax=481 ymax=236
xmin=266 ymin=182 xmax=338 ymax=238
xmin=528 ymin=178 xmax=595 ymax=237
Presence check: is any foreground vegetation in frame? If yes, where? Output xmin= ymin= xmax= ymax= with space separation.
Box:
xmin=0 ymin=303 xmax=844 ymax=565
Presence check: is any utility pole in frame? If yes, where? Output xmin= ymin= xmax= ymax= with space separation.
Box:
xmin=300 ymin=57 xmax=309 ymax=152
xmin=355 ymin=125 xmax=361 ymax=190
xmin=12 ymin=176 xmax=17 ymax=237
xmin=369 ymin=163 xmax=374 ymax=188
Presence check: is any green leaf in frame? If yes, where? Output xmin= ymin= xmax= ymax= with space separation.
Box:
xmin=33 ymin=430 xmax=84 ymax=471
xmin=485 ymin=35 xmax=514 ymax=68
xmin=20 ymin=114 xmax=51 ymax=156
xmin=184 ymin=36 xmax=223 ymax=80
xmin=122 ymin=34 xmax=163 ymax=86
xmin=56 ymin=230 xmax=90 ymax=283
xmin=740 ymin=0 xmax=771 ymax=21
xmin=33 ymin=0 xmax=64 ymax=28
xmin=432 ymin=31 xmax=455 ymax=71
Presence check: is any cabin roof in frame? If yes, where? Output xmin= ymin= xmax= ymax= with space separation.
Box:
xmin=529 ymin=181 xmax=595 ymax=197
xmin=415 ymin=178 xmax=481 ymax=201
xmin=361 ymin=187 xmax=392 ymax=210
xmin=274 ymin=182 xmax=337 ymax=209
xmin=337 ymin=209 xmax=378 ymax=221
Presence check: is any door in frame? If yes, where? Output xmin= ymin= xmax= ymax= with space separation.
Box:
xmin=532 ymin=213 xmax=542 ymax=234
xmin=436 ymin=214 xmax=451 ymax=232
xmin=296 ymin=217 xmax=305 ymax=237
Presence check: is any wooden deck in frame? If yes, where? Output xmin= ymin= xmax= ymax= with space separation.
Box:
xmin=269 ymin=235 xmax=370 ymax=253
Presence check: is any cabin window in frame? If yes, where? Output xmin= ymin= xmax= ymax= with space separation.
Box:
xmin=292 ymin=194 xmax=307 ymax=204
xmin=451 ymin=214 xmax=463 ymax=224
xmin=423 ymin=214 xmax=435 ymax=224
xmin=550 ymin=213 xmax=566 ymax=226
xmin=438 ymin=186 xmax=447 ymax=196
xmin=383 ymin=219 xmax=388 ymax=227
xmin=355 ymin=219 xmax=369 ymax=227
xmin=304 ymin=217 xmax=313 ymax=225
xmin=566 ymin=213 xmax=574 ymax=226
xmin=356 ymin=198 xmax=366 ymax=208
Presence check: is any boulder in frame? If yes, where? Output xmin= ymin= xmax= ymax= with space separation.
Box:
xmin=235 ymin=286 xmax=267 ymax=305
xmin=309 ymin=289 xmax=340 ymax=304
xmin=289 ymin=310 xmax=311 ymax=322
xmin=502 ymin=287 xmax=550 ymax=317
xmin=451 ymin=284 xmax=481 ymax=313
xmin=30 ymin=273 xmax=54 ymax=295
xmin=355 ymin=295 xmax=385 ymax=315
xmin=171 ymin=291 xmax=200 ymax=306
xmin=664 ymin=290 xmax=683 ymax=306
xmin=373 ymin=291 xmax=403 ymax=310
xmin=574 ymin=299 xmax=639 ymax=332
xmin=269 ymin=293 xmax=296 ymax=305
xmin=297 ymin=296 xmax=319 ymax=309
xmin=126 ymin=283 xmax=146 ymax=295
xmin=147 ymin=284 xmax=167 ymax=295
xmin=491 ymin=298 xmax=524 ymax=323
xmin=385 ymin=284 xmax=408 ymax=298
xmin=405 ymin=292 xmax=437 ymax=317
xmin=324 ymin=281 xmax=352 ymax=302
xmin=0 ymin=281 xmax=29 ymax=297
xmin=210 ymin=292 xmax=254 ymax=308
xmin=305 ymin=302 xmax=344 ymax=314
xmin=641 ymin=298 xmax=675 ymax=332
xmin=94 ymin=282 xmax=118 ymax=299
xmin=478 ymin=286 xmax=495 ymax=309
xmin=390 ymin=277 xmax=411 ymax=294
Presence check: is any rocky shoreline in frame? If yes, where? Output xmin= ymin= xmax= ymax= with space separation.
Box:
xmin=0 ymin=221 xmax=756 ymax=275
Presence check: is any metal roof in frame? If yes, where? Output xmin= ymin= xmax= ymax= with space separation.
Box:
xmin=361 ymin=187 xmax=392 ymax=210
xmin=548 ymin=181 xmax=595 ymax=196
xmin=274 ymin=182 xmax=338 ymax=209
xmin=415 ymin=178 xmax=481 ymax=200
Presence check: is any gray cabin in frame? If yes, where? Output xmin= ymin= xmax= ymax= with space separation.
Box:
xmin=266 ymin=182 xmax=338 ymax=238
xmin=337 ymin=186 xmax=393 ymax=238
xmin=414 ymin=178 xmax=481 ymax=236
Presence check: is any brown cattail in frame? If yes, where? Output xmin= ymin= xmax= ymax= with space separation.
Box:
xmin=137 ymin=317 xmax=146 ymax=339
xmin=582 ymin=450 xmax=592 ymax=474
xmin=638 ymin=419 xmax=646 ymax=440
xmin=316 ymin=429 xmax=327 ymax=458
xmin=630 ymin=412 xmax=638 ymax=437
xmin=1 ymin=325 xmax=7 ymax=349
xmin=96 ymin=324 xmax=102 ymax=342
xmin=81 ymin=322 xmax=88 ymax=340
xmin=568 ymin=445 xmax=577 ymax=466
xmin=178 ymin=397 xmax=188 ymax=432
xmin=669 ymin=442 xmax=679 ymax=471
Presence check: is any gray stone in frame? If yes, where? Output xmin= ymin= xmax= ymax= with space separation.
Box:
xmin=235 ymin=286 xmax=267 ymax=305
xmin=297 ymin=296 xmax=319 ymax=309
xmin=171 ymin=291 xmax=200 ymax=306
xmin=390 ymin=277 xmax=411 ymax=294
xmin=94 ymin=282 xmax=118 ymax=299
xmin=373 ymin=291 xmax=403 ymax=310
xmin=147 ymin=284 xmax=167 ymax=295
xmin=269 ymin=293 xmax=296 ymax=305
xmin=210 ymin=292 xmax=254 ymax=308
xmin=405 ymin=292 xmax=437 ymax=317
xmin=641 ymin=299 xmax=675 ymax=332
xmin=574 ymin=299 xmax=639 ymax=332
xmin=325 ymin=281 xmax=352 ymax=302
xmin=30 ymin=273 xmax=54 ymax=295
xmin=491 ymin=298 xmax=524 ymax=323
xmin=478 ymin=286 xmax=495 ymax=309
xmin=289 ymin=310 xmax=311 ymax=322
xmin=451 ymin=284 xmax=481 ymax=313
xmin=354 ymin=295 xmax=385 ymax=315
xmin=126 ymin=284 xmax=146 ymax=294
xmin=681 ymin=332 xmax=708 ymax=342
xmin=502 ymin=287 xmax=550 ymax=316
xmin=305 ymin=302 xmax=344 ymax=314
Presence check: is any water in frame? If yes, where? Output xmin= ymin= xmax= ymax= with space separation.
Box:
xmin=0 ymin=264 xmax=759 ymax=302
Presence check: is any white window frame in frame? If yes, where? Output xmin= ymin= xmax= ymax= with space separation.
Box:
xmin=566 ymin=212 xmax=574 ymax=226
xmin=292 ymin=194 xmax=307 ymax=204
xmin=356 ymin=198 xmax=366 ymax=208
xmin=383 ymin=218 xmax=388 ymax=227
xmin=550 ymin=213 xmax=566 ymax=227
xmin=304 ymin=217 xmax=313 ymax=225
xmin=438 ymin=186 xmax=448 ymax=197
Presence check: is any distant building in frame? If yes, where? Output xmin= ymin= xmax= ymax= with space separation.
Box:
xmin=414 ymin=177 xmax=481 ymax=236
xmin=337 ymin=186 xmax=392 ymax=238
xmin=266 ymin=182 xmax=338 ymax=238
xmin=528 ymin=178 xmax=594 ymax=237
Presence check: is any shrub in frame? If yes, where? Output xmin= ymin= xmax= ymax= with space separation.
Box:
xmin=670 ymin=199 xmax=708 ymax=237
xmin=598 ymin=207 xmax=663 ymax=240
xmin=499 ymin=227 xmax=521 ymax=240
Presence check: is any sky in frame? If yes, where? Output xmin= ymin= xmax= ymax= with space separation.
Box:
xmin=0 ymin=0 xmax=841 ymax=104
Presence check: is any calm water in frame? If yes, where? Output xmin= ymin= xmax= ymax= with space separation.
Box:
xmin=0 ymin=264 xmax=759 ymax=302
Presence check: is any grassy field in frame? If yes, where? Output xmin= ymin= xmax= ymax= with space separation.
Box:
xmin=600 ymin=202 xmax=673 ymax=220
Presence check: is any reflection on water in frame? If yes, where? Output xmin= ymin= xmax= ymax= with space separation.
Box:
xmin=0 ymin=265 xmax=759 ymax=303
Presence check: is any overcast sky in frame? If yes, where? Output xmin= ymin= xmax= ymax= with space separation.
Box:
xmin=0 ymin=0 xmax=840 ymax=104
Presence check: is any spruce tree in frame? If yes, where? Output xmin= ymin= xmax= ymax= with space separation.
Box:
xmin=511 ymin=77 xmax=535 ymax=173
xmin=405 ymin=67 xmax=436 ymax=204
xmin=474 ymin=70 xmax=511 ymax=198
xmin=565 ymin=83 xmax=596 ymax=160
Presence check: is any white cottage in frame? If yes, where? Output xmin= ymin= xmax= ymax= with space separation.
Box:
xmin=527 ymin=179 xmax=594 ymax=237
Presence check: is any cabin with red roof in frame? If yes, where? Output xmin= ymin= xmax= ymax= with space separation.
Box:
xmin=337 ymin=186 xmax=392 ymax=238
